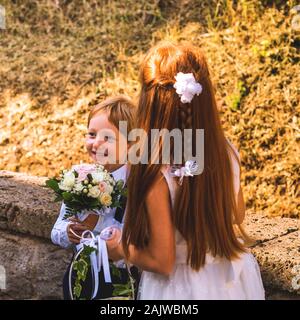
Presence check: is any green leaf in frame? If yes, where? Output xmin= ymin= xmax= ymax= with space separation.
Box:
xmin=77 ymin=270 xmax=87 ymax=282
xmin=54 ymin=195 xmax=63 ymax=202
xmin=74 ymin=283 xmax=82 ymax=298
xmin=112 ymin=275 xmax=135 ymax=298
xmin=82 ymin=245 xmax=97 ymax=256
xmin=45 ymin=179 xmax=60 ymax=192
xmin=86 ymin=198 xmax=99 ymax=206
xmin=110 ymin=263 xmax=122 ymax=279
xmin=121 ymin=187 xmax=128 ymax=197
xmin=116 ymin=179 xmax=125 ymax=190
xmin=112 ymin=286 xmax=132 ymax=296
xmin=77 ymin=259 xmax=88 ymax=273
xmin=62 ymin=192 xmax=73 ymax=201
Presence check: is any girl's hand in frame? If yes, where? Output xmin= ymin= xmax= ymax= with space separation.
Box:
xmin=105 ymin=228 xmax=124 ymax=261
xmin=67 ymin=215 xmax=98 ymax=244
xmin=67 ymin=221 xmax=88 ymax=244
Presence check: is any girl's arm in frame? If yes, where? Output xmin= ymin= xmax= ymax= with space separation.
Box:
xmin=227 ymin=139 xmax=245 ymax=225
xmin=236 ymin=186 xmax=246 ymax=224
xmin=106 ymin=174 xmax=176 ymax=276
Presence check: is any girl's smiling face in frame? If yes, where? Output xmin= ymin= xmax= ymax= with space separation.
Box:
xmin=85 ymin=111 xmax=127 ymax=170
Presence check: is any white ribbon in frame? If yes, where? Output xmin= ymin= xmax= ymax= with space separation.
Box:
xmin=69 ymin=228 xmax=114 ymax=300
xmin=170 ymin=160 xmax=199 ymax=185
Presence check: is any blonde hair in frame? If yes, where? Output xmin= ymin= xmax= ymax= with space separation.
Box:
xmin=88 ymin=95 xmax=136 ymax=135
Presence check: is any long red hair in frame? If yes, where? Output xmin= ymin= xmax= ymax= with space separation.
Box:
xmin=122 ymin=42 xmax=247 ymax=270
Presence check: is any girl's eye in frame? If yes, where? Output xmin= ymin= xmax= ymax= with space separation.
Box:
xmin=86 ymin=132 xmax=96 ymax=138
xmin=105 ymin=136 xmax=115 ymax=142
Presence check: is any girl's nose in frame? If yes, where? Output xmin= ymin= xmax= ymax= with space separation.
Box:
xmin=92 ymin=136 xmax=105 ymax=150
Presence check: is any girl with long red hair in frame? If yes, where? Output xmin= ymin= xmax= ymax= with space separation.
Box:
xmin=105 ymin=42 xmax=265 ymax=299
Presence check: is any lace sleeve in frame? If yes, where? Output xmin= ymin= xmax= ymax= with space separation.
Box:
xmin=50 ymin=202 xmax=73 ymax=249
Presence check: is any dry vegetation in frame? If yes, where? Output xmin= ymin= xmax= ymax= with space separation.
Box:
xmin=0 ymin=0 xmax=299 ymax=218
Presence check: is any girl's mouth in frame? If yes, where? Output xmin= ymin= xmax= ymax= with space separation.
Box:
xmin=92 ymin=149 xmax=108 ymax=157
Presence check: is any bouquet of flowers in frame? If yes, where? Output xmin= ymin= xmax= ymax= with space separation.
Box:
xmin=46 ymin=163 xmax=126 ymax=219
xmin=46 ymin=163 xmax=129 ymax=299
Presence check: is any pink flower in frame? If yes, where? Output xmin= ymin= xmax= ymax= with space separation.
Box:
xmin=98 ymin=181 xmax=107 ymax=192
xmin=72 ymin=164 xmax=96 ymax=182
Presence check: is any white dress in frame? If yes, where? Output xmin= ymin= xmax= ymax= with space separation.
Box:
xmin=137 ymin=140 xmax=265 ymax=300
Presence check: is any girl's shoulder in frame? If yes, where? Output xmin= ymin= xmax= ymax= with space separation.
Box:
xmin=225 ymin=138 xmax=241 ymax=196
xmin=225 ymin=137 xmax=240 ymax=163
xmin=160 ymin=165 xmax=180 ymax=208
xmin=226 ymin=137 xmax=241 ymax=170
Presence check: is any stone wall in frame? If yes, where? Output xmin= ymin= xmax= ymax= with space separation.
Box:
xmin=0 ymin=170 xmax=72 ymax=299
xmin=0 ymin=170 xmax=299 ymax=299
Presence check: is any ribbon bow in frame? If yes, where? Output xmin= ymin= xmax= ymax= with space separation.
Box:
xmin=69 ymin=228 xmax=116 ymax=300
xmin=171 ymin=160 xmax=199 ymax=185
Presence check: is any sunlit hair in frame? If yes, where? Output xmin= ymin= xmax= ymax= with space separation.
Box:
xmin=87 ymin=95 xmax=136 ymax=135
xmin=122 ymin=42 xmax=250 ymax=270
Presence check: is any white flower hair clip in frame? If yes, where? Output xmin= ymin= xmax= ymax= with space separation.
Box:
xmin=170 ymin=160 xmax=199 ymax=185
xmin=173 ymin=72 xmax=203 ymax=103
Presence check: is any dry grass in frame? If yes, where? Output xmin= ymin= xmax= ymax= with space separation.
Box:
xmin=0 ymin=0 xmax=299 ymax=217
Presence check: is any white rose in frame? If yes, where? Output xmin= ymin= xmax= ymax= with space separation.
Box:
xmin=104 ymin=173 xmax=115 ymax=185
xmin=59 ymin=171 xmax=75 ymax=191
xmin=73 ymin=182 xmax=84 ymax=194
xmin=99 ymin=192 xmax=112 ymax=206
xmin=88 ymin=186 xmax=101 ymax=198
xmin=91 ymin=172 xmax=105 ymax=183
xmin=105 ymin=184 xmax=113 ymax=194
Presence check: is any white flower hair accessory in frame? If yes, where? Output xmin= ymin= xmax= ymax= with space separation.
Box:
xmin=173 ymin=72 xmax=203 ymax=103
xmin=170 ymin=160 xmax=199 ymax=185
